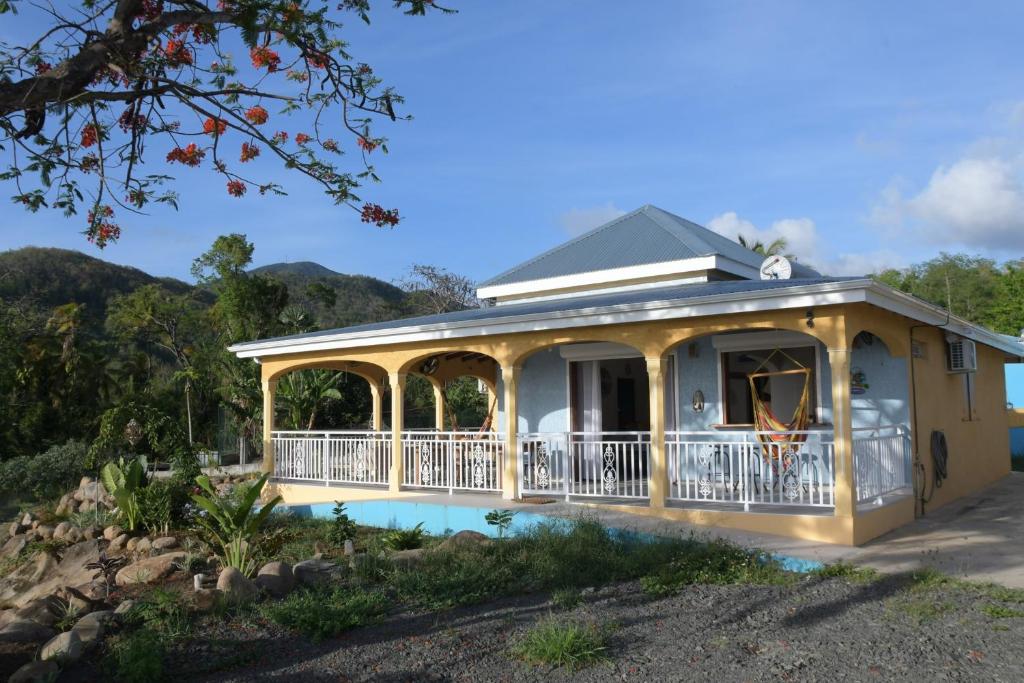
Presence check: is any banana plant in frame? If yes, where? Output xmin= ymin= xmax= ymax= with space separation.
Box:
xmin=100 ymin=456 xmax=148 ymax=531
xmin=190 ymin=473 xmax=282 ymax=577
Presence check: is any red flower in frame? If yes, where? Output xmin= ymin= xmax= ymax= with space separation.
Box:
xmin=172 ymin=23 xmax=214 ymax=44
xmin=166 ymin=143 xmax=205 ymax=167
xmin=360 ymin=203 xmax=400 ymax=227
xmin=240 ymin=142 xmax=260 ymax=162
xmin=203 ymin=117 xmax=227 ymax=136
xmin=357 ymin=136 xmax=377 ymax=153
xmin=295 ymin=132 xmax=311 ymax=145
xmin=80 ymin=124 xmax=100 ymax=148
xmin=80 ymin=155 xmax=99 ymax=173
xmin=357 ymin=64 xmax=372 ymax=75
xmin=322 ymin=138 xmax=338 ymax=152
xmin=271 ymin=130 xmax=288 ymax=144
xmin=86 ymin=205 xmax=120 ymax=248
xmin=308 ymin=52 xmax=329 ymax=69
xmin=118 ymin=108 xmax=147 ymax=133
xmin=163 ymin=38 xmax=193 ymax=66
xmin=244 ymin=106 xmax=269 ymax=125
xmin=227 ymin=180 xmax=247 ymax=197
xmin=140 ymin=0 xmax=163 ymax=21
xmin=250 ymin=46 xmax=281 ymax=72
xmin=35 ymin=62 xmax=52 ymax=75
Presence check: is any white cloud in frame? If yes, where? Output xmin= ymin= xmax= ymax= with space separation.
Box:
xmin=558 ymin=203 xmax=626 ymax=237
xmin=707 ymin=211 xmax=903 ymax=276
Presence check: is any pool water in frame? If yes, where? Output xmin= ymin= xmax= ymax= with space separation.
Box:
xmin=280 ymin=499 xmax=824 ymax=573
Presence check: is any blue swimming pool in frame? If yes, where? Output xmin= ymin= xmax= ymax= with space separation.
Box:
xmin=280 ymin=499 xmax=824 ymax=573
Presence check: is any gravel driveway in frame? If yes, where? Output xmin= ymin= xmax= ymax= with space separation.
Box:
xmin=191 ymin=573 xmax=1024 ymax=682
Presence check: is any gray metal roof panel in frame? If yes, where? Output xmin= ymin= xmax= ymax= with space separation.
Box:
xmin=240 ymin=277 xmax=852 ymax=348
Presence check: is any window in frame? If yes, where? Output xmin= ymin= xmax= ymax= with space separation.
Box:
xmin=721 ymin=346 xmax=818 ymax=425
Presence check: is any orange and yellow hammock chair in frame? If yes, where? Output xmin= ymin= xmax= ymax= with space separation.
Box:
xmin=747 ymin=348 xmax=812 ymax=460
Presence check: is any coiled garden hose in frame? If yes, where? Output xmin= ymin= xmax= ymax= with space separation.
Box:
xmin=915 ymin=429 xmax=948 ymax=515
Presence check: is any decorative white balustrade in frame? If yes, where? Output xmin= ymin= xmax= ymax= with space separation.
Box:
xmin=401 ymin=431 xmax=504 ymax=492
xmin=272 ymin=431 xmax=391 ymax=486
xmin=853 ymin=426 xmax=912 ymax=504
xmin=519 ymin=432 xmax=650 ymax=499
xmin=666 ymin=431 xmax=836 ymax=509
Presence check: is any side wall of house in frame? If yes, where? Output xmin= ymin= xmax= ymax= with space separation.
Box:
xmin=910 ymin=326 xmax=1011 ymax=511
xmin=496 ymin=346 xmax=568 ymax=433
xmin=850 ymin=339 xmax=910 ymax=430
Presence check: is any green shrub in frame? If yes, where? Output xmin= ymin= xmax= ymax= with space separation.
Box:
xmin=391 ymin=545 xmax=519 ymax=609
xmin=640 ymin=537 xmax=790 ymax=596
xmin=0 ymin=440 xmax=88 ymax=501
xmin=351 ymin=550 xmax=394 ymax=586
xmin=328 ymin=501 xmax=358 ymax=546
xmin=137 ymin=479 xmax=191 ymax=535
xmin=191 ymin=473 xmax=281 ymax=576
xmin=381 ymin=522 xmax=426 ymax=551
xmin=124 ymin=587 xmax=192 ymax=639
xmin=261 ymin=587 xmax=389 ymax=641
xmin=100 ymin=456 xmax=148 ymax=531
xmin=103 ymin=628 xmax=165 ymax=683
xmin=68 ymin=506 xmax=117 ymax=529
xmin=485 ymin=509 xmax=516 ymax=538
xmin=551 ymin=587 xmax=583 ymax=609
xmin=513 ymin=618 xmax=610 ymax=671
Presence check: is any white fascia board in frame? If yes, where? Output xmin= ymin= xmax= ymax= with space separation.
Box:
xmin=231 ymin=279 xmax=869 ymax=358
xmin=494 ymin=274 xmax=709 ymax=306
xmin=475 ymin=255 xmax=757 ymax=301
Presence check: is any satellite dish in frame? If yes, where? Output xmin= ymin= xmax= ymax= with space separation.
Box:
xmin=759 ymin=255 xmax=792 ymax=280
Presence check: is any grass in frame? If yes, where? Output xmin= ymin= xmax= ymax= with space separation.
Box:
xmin=103 ymin=628 xmax=166 ymax=683
xmin=513 ymin=618 xmax=611 ymax=671
xmin=812 ymin=561 xmax=879 ymax=583
xmin=639 ymin=537 xmax=792 ymax=595
xmin=381 ymin=522 xmax=426 ymax=550
xmin=982 ymin=604 xmax=1024 ymax=618
xmin=124 ymin=587 xmax=193 ymax=640
xmin=260 ymin=586 xmax=390 ymax=641
xmin=551 ymin=587 xmax=583 ymax=609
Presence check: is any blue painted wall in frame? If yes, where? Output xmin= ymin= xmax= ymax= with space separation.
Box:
xmin=496 ymin=346 xmax=567 ymax=433
xmin=1007 ymin=364 xmax=1024 ymax=408
xmin=850 ymin=339 xmax=910 ymax=430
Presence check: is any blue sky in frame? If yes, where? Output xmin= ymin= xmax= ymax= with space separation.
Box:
xmin=3 ymin=0 xmax=1024 ymax=285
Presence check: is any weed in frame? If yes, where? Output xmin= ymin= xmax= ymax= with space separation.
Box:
xmin=640 ymin=537 xmax=790 ymax=596
xmin=351 ymin=550 xmax=394 ymax=586
xmin=485 ymin=509 xmax=516 ymax=539
xmin=328 ymin=501 xmax=358 ymax=546
xmin=53 ymin=600 xmax=81 ymax=632
xmin=126 ymin=587 xmax=192 ymax=640
xmin=261 ymin=587 xmax=390 ymax=642
xmin=551 ymin=587 xmax=583 ymax=609
xmin=103 ymin=628 xmax=165 ymax=683
xmin=513 ymin=618 xmax=610 ymax=671
xmin=381 ymin=522 xmax=426 ymax=551
xmin=813 ymin=561 xmax=879 ymax=583
xmin=68 ymin=507 xmax=117 ymax=529
xmin=982 ymin=604 xmax=1024 ymax=619
xmin=897 ymin=598 xmax=952 ymax=623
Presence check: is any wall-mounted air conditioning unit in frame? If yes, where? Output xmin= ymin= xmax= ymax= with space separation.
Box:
xmin=946 ymin=337 xmax=977 ymax=373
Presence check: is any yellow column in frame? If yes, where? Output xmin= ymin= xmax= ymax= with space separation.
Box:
xmin=261 ymin=378 xmax=278 ymax=475
xmin=646 ymin=357 xmax=668 ymax=508
xmin=829 ymin=348 xmax=856 ymax=520
xmin=432 ymin=381 xmax=446 ymax=431
xmin=388 ymin=372 xmax=406 ymax=493
xmin=369 ymin=382 xmax=384 ymax=432
xmin=501 ymin=364 xmax=520 ymax=500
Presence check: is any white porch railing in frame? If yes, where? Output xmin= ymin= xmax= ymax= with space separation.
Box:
xmin=519 ymin=432 xmax=650 ymax=500
xmin=401 ymin=431 xmax=504 ymax=492
xmin=853 ymin=425 xmax=912 ymax=504
xmin=666 ymin=430 xmax=836 ymax=509
xmin=272 ymin=431 xmax=391 ymax=486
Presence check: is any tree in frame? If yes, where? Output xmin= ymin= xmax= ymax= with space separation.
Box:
xmin=874 ymin=253 xmax=1001 ymax=325
xmin=400 ymin=264 xmax=478 ymax=314
xmin=987 ymin=260 xmax=1024 ymax=337
xmin=276 ymin=369 xmax=342 ymax=429
xmin=738 ymin=235 xmax=790 ymax=259
xmin=0 ymin=0 xmax=454 ymax=246
xmin=107 ymin=284 xmax=207 ymax=442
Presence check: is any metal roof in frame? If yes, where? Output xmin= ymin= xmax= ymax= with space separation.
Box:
xmin=480 ymin=205 xmax=819 ymax=287
xmin=235 ymin=277 xmax=851 ymax=348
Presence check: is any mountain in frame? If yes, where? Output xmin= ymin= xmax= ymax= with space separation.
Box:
xmin=252 ymin=262 xmax=411 ymax=329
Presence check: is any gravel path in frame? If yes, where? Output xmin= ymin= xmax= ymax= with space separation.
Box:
xmin=188 ymin=574 xmax=1024 ymax=682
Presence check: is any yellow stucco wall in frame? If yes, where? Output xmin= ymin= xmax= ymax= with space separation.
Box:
xmin=1009 ymin=409 xmax=1024 ymax=429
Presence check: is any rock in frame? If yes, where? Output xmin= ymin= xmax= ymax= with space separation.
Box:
xmin=293 ymin=558 xmax=346 ymax=587
xmin=40 ymin=630 xmax=83 ymax=663
xmin=36 ymin=525 xmax=54 ymax=540
xmin=151 ymin=536 xmax=178 ymax=551
xmin=114 ymin=600 xmax=136 ymax=616
xmin=1 ymin=533 xmax=27 ymax=559
xmin=9 ymin=660 xmax=60 ymax=683
xmin=102 ymin=525 xmax=123 ymax=541
xmin=126 ymin=537 xmax=140 ymax=552
xmin=23 ymin=529 xmax=41 ymax=543
xmin=83 ymin=525 xmax=101 ymax=541
xmin=78 ymin=499 xmax=94 ymax=513
xmin=108 ymin=533 xmax=129 ymax=553
xmin=78 ymin=609 xmax=116 ymax=627
xmin=216 ymin=567 xmax=258 ymax=603
xmin=388 ymin=548 xmax=426 ymax=568
xmin=64 ymin=526 xmax=83 ymax=544
xmin=136 ymin=537 xmax=152 ymax=553
xmin=30 ymin=520 xmax=40 ymax=530
xmin=71 ymin=614 xmax=104 ymax=649
xmin=0 ymin=540 xmax=103 ymax=609
xmin=8 ymin=521 xmax=22 ymax=538
xmin=53 ymin=521 xmax=71 ymax=540
xmin=20 ymin=512 xmax=32 ymax=527
xmin=343 ymin=539 xmax=355 ymax=556
xmin=254 ymin=561 xmax=294 ymax=597
xmin=0 ymin=553 xmax=59 ymax=606
xmin=115 ymin=551 xmax=188 ymax=586
xmin=193 ymin=588 xmax=222 ymax=612
xmin=79 ymin=476 xmax=94 ymax=488
xmin=438 ymin=529 xmax=491 ymax=551
xmin=74 ymin=481 xmax=104 ymax=503
xmin=0 ymin=619 xmax=57 ymax=644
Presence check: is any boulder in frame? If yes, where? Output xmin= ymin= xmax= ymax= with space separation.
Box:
xmin=77 ymin=609 xmax=115 ymax=627
xmin=114 ymin=599 xmax=136 ymax=616
xmin=293 ymin=558 xmax=346 ymax=587
xmin=36 ymin=525 xmax=54 ymax=540
xmin=0 ymin=553 xmax=59 ymax=606
xmin=1 ymin=533 xmax=27 ymax=559
xmin=135 ymin=537 xmax=152 ymax=554
xmin=30 ymin=520 xmax=40 ymax=530
xmin=388 ymin=548 xmax=426 ymax=568
xmin=0 ymin=619 xmax=57 ymax=644
xmin=108 ymin=533 xmax=129 ymax=553
xmin=126 ymin=537 xmax=140 ymax=552
xmin=254 ymin=561 xmax=294 ymax=597
xmin=193 ymin=588 xmax=222 ymax=612
xmin=79 ymin=476 xmax=94 ymax=488
xmin=78 ymin=499 xmax=94 ymax=513
xmin=9 ymin=660 xmax=60 ymax=683
xmin=40 ymin=629 xmax=83 ymax=663
xmin=152 ymin=536 xmax=178 ymax=551
xmin=71 ymin=614 xmax=104 ymax=649
xmin=438 ymin=530 xmax=491 ymax=551
xmin=83 ymin=525 xmax=101 ymax=541
xmin=52 ymin=522 xmax=71 ymax=540
xmin=115 ymin=551 xmax=188 ymax=586
xmin=11 ymin=595 xmax=63 ymax=627
xmin=64 ymin=526 xmax=83 ymax=544
xmin=20 ymin=512 xmax=33 ymax=527
xmin=102 ymin=525 xmax=123 ymax=541
xmin=216 ymin=567 xmax=258 ymax=603
xmin=0 ymin=540 xmax=103 ymax=609
xmin=8 ymin=521 xmax=22 ymax=538
xmin=74 ymin=481 xmax=104 ymax=503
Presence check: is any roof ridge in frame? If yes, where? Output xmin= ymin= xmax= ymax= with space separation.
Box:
xmin=640 ymin=205 xmax=719 ymax=257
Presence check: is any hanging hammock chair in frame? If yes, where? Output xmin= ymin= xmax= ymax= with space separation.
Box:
xmin=443 ymin=387 xmax=499 ymax=437
xmin=746 ymin=348 xmax=812 ymax=459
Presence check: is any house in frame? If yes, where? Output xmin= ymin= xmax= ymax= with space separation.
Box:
xmin=230 ymin=205 xmax=1024 ymax=545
